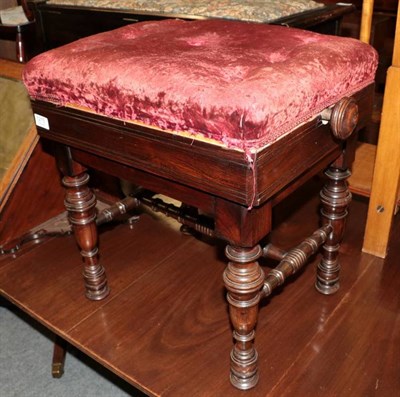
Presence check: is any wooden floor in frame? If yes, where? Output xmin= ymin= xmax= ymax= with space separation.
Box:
xmin=0 ymin=179 xmax=399 ymax=396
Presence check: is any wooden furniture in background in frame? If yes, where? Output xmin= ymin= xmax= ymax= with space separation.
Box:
xmin=0 ymin=62 xmax=37 ymax=213
xmin=0 ymin=59 xmax=66 ymax=378
xmin=0 ymin=59 xmax=64 ymax=250
xmin=29 ymin=0 xmax=354 ymax=50
xmin=0 ymin=0 xmax=35 ymax=62
xmin=360 ymin=0 xmax=375 ymax=43
xmin=362 ymin=0 xmax=400 ymax=257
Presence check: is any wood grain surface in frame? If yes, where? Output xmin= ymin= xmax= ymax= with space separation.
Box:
xmin=1 ymin=180 xmax=399 ymax=396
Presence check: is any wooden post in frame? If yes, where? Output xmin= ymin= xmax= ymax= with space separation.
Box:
xmin=316 ymin=167 xmax=352 ymax=294
xmin=223 ymin=245 xmax=264 ymax=390
xmin=362 ymin=1 xmax=400 ymax=257
xmin=63 ymin=173 xmax=110 ymax=300
xmin=359 ymin=0 xmax=375 ymax=43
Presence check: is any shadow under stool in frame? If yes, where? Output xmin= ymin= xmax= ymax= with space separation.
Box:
xmin=22 ymin=19 xmax=377 ymax=390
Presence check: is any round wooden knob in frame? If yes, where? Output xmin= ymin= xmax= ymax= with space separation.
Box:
xmin=321 ymin=97 xmax=359 ymax=140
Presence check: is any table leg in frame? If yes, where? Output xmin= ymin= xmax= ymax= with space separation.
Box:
xmin=52 ymin=336 xmax=67 ymax=378
xmin=316 ymin=167 xmax=351 ymax=295
xmin=223 ymin=245 xmax=264 ymax=390
xmin=63 ymin=172 xmax=109 ymax=300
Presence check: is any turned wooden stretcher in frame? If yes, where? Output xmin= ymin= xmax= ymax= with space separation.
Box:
xmin=23 ymin=19 xmax=377 ymax=390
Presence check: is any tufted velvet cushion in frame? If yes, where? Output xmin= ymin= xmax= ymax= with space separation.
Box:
xmin=23 ymin=20 xmax=377 ymax=151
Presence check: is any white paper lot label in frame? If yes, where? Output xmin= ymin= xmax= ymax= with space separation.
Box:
xmin=34 ymin=113 xmax=50 ymax=130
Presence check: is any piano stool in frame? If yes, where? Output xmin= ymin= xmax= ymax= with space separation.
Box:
xmin=23 ymin=19 xmax=377 ymax=390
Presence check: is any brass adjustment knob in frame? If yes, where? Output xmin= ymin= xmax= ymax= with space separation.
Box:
xmin=321 ymin=97 xmax=359 ymax=140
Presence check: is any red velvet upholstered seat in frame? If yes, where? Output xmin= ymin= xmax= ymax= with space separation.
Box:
xmin=23 ymin=19 xmax=377 ymax=152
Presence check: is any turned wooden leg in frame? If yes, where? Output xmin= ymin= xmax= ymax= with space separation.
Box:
xmin=63 ymin=173 xmax=109 ymax=300
xmin=223 ymin=245 xmax=265 ymax=390
xmin=52 ymin=337 xmax=67 ymax=378
xmin=316 ymin=167 xmax=351 ymax=295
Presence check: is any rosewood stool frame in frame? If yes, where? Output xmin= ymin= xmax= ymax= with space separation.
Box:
xmin=31 ymin=84 xmax=373 ymax=390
